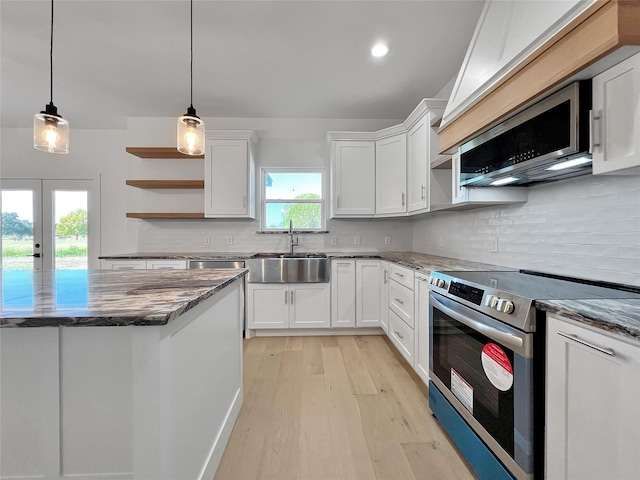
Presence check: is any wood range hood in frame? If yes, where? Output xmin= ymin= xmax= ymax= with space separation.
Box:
xmin=439 ymin=0 xmax=640 ymax=155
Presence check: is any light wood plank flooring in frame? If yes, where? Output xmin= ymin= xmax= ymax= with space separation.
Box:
xmin=214 ymin=335 xmax=477 ymax=480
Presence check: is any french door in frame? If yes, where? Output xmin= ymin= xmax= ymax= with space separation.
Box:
xmin=1 ymin=179 xmax=100 ymax=270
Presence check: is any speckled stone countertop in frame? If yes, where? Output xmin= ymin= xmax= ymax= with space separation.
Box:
xmin=0 ymin=268 xmax=246 ymax=328
xmin=100 ymin=252 xmax=255 ymax=260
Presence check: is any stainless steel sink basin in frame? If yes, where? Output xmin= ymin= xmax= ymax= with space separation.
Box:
xmin=246 ymin=255 xmax=329 ymax=283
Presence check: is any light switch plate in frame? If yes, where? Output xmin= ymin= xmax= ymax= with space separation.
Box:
xmin=330 ymin=235 xmax=337 ymax=246
xmin=354 ymin=236 xmax=361 ymax=245
xmin=490 ymin=237 xmax=498 ymax=253
xmin=384 ymin=236 xmax=391 ymax=245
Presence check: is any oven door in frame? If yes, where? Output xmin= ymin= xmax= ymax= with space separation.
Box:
xmin=429 ymin=291 xmax=535 ymax=480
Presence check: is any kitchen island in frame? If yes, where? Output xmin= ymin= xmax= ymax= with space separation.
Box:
xmin=0 ymin=268 xmax=246 ymax=480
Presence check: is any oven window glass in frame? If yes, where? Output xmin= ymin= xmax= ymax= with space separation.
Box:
xmin=431 ymin=304 xmax=515 ymax=456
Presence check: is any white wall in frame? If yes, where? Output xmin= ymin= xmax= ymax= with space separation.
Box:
xmin=412 ymin=173 xmax=640 ymax=286
xmin=127 ymin=116 xmax=413 ymax=254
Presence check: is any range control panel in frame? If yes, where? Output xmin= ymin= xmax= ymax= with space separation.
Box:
xmin=448 ymin=281 xmax=484 ymax=306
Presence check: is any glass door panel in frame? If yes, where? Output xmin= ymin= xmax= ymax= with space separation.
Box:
xmin=52 ymin=190 xmax=88 ymax=270
xmin=1 ymin=180 xmax=43 ymax=270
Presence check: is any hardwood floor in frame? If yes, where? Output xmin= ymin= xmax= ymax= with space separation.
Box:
xmin=214 ymin=335 xmax=477 ymax=480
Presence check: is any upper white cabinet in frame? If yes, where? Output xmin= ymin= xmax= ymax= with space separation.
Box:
xmin=330 ymin=140 xmax=376 ymax=217
xmin=546 ymin=315 xmax=640 ymax=480
xmin=376 ymin=134 xmax=407 ymax=216
xmin=442 ymin=0 xmax=595 ymax=127
xmin=204 ymin=131 xmax=258 ymax=218
xmin=592 ymin=52 xmax=640 ymax=175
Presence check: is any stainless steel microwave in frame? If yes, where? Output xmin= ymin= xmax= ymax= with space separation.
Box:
xmin=458 ymin=80 xmax=593 ymax=187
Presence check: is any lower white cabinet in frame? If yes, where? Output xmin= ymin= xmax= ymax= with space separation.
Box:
xmin=102 ymin=259 xmax=187 ymax=270
xmin=387 ymin=264 xmax=415 ymax=366
xmin=247 ymin=283 xmax=330 ymax=329
xmin=330 ymin=259 xmax=382 ymax=328
xmin=546 ymin=315 xmax=640 ymax=480
xmin=414 ymin=274 xmax=430 ymax=385
xmin=380 ymin=261 xmax=390 ymax=333
xmin=388 ymin=308 xmax=414 ymax=365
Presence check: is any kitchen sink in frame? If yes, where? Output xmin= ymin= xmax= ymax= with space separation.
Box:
xmin=246 ymin=254 xmax=329 ymax=283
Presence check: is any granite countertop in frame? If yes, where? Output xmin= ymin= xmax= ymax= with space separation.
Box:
xmin=0 ymin=268 xmax=246 ymax=328
xmin=100 ymin=252 xmax=255 ymax=260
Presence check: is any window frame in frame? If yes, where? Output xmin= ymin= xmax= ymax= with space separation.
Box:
xmin=260 ymin=167 xmax=326 ymax=232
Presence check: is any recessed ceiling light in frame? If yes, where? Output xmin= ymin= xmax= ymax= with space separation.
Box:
xmin=371 ymin=42 xmax=389 ymax=58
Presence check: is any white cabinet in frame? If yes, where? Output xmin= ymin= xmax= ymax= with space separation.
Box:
xmin=442 ymin=0 xmax=594 ymax=127
xmin=330 ymin=141 xmax=376 ymax=217
xmin=355 ymin=260 xmax=382 ymax=328
xmin=546 ymin=315 xmax=640 ymax=480
xmin=330 ymin=259 xmax=382 ymax=328
xmin=330 ymin=260 xmax=356 ymax=327
xmin=414 ymin=274 xmax=430 ymax=386
xmin=592 ymin=52 xmax=640 ymax=175
xmin=380 ymin=261 xmax=390 ymax=334
xmin=387 ymin=264 xmax=415 ymax=366
xmin=204 ymin=131 xmax=257 ymax=218
xmin=376 ymin=134 xmax=407 ymax=216
xmin=102 ymin=259 xmax=187 ymax=270
xmin=451 ymin=152 xmax=528 ymax=206
xmin=247 ymin=283 xmax=330 ymax=329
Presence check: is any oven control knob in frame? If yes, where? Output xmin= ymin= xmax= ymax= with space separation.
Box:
xmin=435 ymin=278 xmax=446 ymax=288
xmin=496 ymin=299 xmax=515 ymax=314
xmin=484 ymin=294 xmax=499 ymax=308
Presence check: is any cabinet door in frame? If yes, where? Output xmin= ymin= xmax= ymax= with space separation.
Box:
xmin=380 ymin=262 xmax=390 ymax=333
xmin=355 ymin=260 xmax=381 ymax=327
xmin=546 ymin=316 xmax=640 ymax=480
xmin=290 ymin=284 xmax=331 ymax=329
xmin=414 ymin=276 xmax=430 ymax=385
xmin=102 ymin=260 xmax=147 ymax=270
xmin=376 ymin=134 xmax=407 ymax=216
xmin=592 ymin=52 xmax=640 ymax=175
xmin=407 ymin=117 xmax=429 ymax=213
xmin=204 ymin=139 xmax=254 ymax=218
xmin=331 ymin=260 xmax=356 ymax=327
xmin=331 ymin=141 xmax=375 ymax=217
xmin=247 ymin=284 xmax=289 ymax=329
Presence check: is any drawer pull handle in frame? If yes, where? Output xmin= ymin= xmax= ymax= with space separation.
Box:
xmin=394 ymin=330 xmax=404 ymax=340
xmin=557 ymin=331 xmax=614 ymax=356
xmin=393 ymin=297 xmax=404 ymax=304
xmin=395 ymin=272 xmax=404 ymax=278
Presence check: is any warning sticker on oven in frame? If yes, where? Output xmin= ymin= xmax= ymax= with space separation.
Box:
xmin=481 ymin=343 xmax=514 ymax=391
xmin=451 ymin=368 xmax=473 ymax=414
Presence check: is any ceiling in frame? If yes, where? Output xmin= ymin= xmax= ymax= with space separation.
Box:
xmin=1 ymin=0 xmax=485 ymax=130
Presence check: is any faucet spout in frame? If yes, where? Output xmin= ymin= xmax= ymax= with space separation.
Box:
xmin=288 ymin=219 xmax=299 ymax=254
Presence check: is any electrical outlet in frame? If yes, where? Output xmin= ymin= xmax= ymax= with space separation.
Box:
xmin=354 ymin=236 xmax=361 ymax=245
xmin=384 ymin=236 xmax=391 ymax=245
xmin=490 ymin=237 xmax=498 ymax=253
xmin=330 ymin=235 xmax=337 ymax=246
xmin=204 ymin=236 xmax=211 ymax=247
xmin=439 ymin=237 xmax=444 ymax=248
xmin=227 ymin=236 xmax=233 ymax=245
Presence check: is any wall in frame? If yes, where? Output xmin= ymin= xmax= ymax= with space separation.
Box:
xmin=412 ymin=173 xmax=640 ymax=286
xmin=127 ymin=116 xmax=413 ymax=254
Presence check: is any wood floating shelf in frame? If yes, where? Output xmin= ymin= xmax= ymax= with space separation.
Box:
xmin=126 ymin=212 xmax=205 ymax=219
xmin=125 ymin=147 xmax=204 ymax=159
xmin=126 ymin=180 xmax=204 ymax=189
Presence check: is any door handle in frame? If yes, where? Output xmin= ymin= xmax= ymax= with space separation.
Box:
xmin=421 ymin=185 xmax=426 ymax=200
xmin=401 ymin=192 xmax=405 ymax=206
xmin=285 ymin=291 xmax=288 ymax=304
xmin=27 ymin=253 xmax=41 ymax=258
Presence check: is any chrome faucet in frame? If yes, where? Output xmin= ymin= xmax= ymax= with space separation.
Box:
xmin=289 ymin=219 xmax=299 ymax=254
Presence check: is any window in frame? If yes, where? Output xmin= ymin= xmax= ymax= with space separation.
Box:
xmin=261 ymin=169 xmax=324 ymax=231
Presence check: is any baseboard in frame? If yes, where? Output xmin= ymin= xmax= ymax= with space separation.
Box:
xmin=249 ymin=327 xmax=385 ymax=337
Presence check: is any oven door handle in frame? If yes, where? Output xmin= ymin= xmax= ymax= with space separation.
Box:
xmin=431 ymin=295 xmax=524 ymax=350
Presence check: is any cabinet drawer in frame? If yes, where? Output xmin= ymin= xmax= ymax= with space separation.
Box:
xmin=389 ymin=280 xmax=414 ymax=328
xmin=389 ymin=309 xmax=415 ymax=366
xmin=146 ymin=260 xmax=187 ymax=270
xmin=389 ymin=264 xmax=414 ymax=290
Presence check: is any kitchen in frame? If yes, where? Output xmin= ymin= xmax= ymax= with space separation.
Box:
xmin=1 ymin=1 xmax=640 ymax=480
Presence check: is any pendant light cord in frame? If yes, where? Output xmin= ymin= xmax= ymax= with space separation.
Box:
xmin=190 ymin=0 xmax=193 ymax=108
xmin=49 ymin=0 xmax=54 ymax=105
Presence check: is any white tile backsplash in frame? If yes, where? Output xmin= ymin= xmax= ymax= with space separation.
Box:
xmin=412 ymin=174 xmax=640 ymax=286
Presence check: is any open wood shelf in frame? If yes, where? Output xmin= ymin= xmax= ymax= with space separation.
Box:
xmin=126 ymin=147 xmax=204 ymax=159
xmin=126 ymin=212 xmax=205 ymax=219
xmin=126 ymin=180 xmax=204 ymax=189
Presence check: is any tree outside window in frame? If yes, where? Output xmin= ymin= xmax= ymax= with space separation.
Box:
xmin=263 ymin=170 xmax=323 ymax=231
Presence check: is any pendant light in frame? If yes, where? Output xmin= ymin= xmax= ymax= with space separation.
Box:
xmin=177 ymin=0 xmax=205 ymax=156
xmin=33 ymin=0 xmax=69 ymax=154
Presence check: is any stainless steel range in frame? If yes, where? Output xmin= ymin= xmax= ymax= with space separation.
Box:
xmin=427 ymin=269 xmax=640 ymax=480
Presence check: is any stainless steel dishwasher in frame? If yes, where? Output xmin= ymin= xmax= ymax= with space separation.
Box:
xmin=189 ymin=260 xmax=245 ymax=269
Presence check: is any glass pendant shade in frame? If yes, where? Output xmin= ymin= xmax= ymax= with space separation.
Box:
xmin=33 ymin=104 xmax=69 ymax=154
xmin=177 ymin=106 xmax=205 ymax=156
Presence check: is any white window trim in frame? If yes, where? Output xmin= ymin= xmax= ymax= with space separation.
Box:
xmin=260 ymin=167 xmax=326 ymax=232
